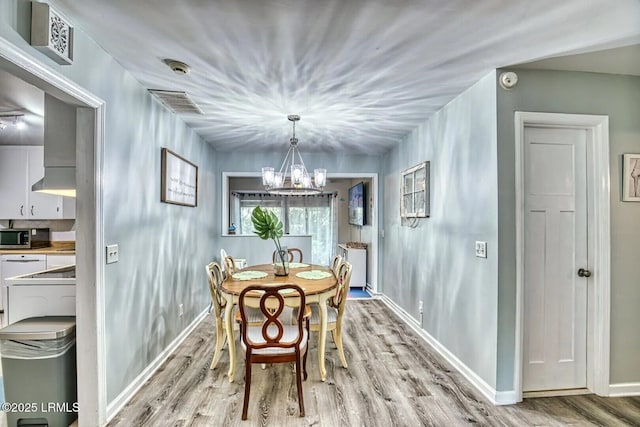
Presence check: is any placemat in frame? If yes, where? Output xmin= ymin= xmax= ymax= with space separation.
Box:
xmin=295 ymin=270 xmax=332 ymax=280
xmin=232 ymin=270 xmax=268 ymax=280
xmin=289 ymin=262 xmax=310 ymax=268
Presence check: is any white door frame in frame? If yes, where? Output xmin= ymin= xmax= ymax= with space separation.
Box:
xmin=0 ymin=38 xmax=107 ymax=425
xmin=514 ymin=112 xmax=610 ymax=401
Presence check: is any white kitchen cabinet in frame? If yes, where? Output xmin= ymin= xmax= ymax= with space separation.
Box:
xmin=338 ymin=244 xmax=367 ymax=289
xmin=0 ymin=146 xmax=70 ymax=219
xmin=46 ymin=254 xmax=76 ymax=269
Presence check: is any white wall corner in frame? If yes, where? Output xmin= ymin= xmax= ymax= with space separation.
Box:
xmin=380 ymin=295 xmax=513 ymax=405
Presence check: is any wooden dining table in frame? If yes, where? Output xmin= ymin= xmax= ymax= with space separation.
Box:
xmin=220 ymin=263 xmax=338 ymax=382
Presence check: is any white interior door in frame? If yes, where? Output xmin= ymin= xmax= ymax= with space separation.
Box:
xmin=522 ymin=126 xmax=589 ymax=392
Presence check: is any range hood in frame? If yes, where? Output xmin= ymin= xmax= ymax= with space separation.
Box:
xmin=32 ymin=94 xmax=77 ymax=197
xmin=32 ymin=167 xmax=76 ymax=197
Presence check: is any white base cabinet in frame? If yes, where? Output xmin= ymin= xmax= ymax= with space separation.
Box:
xmin=338 ymin=244 xmax=367 ymax=289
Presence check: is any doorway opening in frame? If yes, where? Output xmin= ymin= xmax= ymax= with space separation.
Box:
xmin=222 ymin=172 xmax=379 ymax=293
xmin=0 ymin=39 xmax=106 ymax=425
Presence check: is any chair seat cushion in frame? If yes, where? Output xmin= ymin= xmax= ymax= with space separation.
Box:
xmin=294 ymin=304 xmax=338 ymax=325
xmin=241 ymin=326 xmax=308 ymax=355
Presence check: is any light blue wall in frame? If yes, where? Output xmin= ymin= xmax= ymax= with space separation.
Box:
xmin=382 ymin=71 xmax=499 ymax=388
xmin=496 ymin=69 xmax=640 ymax=389
xmin=1 ymin=3 xmax=217 ymax=403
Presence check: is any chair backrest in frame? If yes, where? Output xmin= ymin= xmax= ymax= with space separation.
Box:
xmin=206 ymin=261 xmax=225 ymax=317
xmin=332 ymin=261 xmax=353 ymax=312
xmin=272 ymin=248 xmax=304 ymax=263
xmin=220 ymin=248 xmax=228 ymax=263
xmin=330 ymin=254 xmax=343 ymax=275
xmin=239 ymin=284 xmax=306 ymax=351
xmin=223 ymin=255 xmax=237 ymax=277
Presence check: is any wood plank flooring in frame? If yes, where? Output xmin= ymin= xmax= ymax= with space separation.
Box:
xmin=107 ymin=300 xmax=640 ymax=426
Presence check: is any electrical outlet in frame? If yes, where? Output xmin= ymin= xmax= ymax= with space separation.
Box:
xmin=475 ymin=241 xmax=487 ymax=258
xmin=106 ymin=244 xmax=119 ymax=264
xmin=179 ymin=304 xmax=184 ymax=317
xmin=419 ymin=300 xmax=424 ymax=314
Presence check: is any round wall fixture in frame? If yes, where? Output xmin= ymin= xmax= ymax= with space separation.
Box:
xmin=164 ymin=59 xmax=191 ymax=75
xmin=499 ymin=71 xmax=518 ymax=90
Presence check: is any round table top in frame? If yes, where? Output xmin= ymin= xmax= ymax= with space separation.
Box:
xmin=221 ymin=263 xmax=337 ymax=296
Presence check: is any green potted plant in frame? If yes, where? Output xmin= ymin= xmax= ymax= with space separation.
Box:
xmin=251 ymin=206 xmax=289 ymax=276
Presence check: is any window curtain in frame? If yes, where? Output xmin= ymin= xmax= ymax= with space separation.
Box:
xmin=232 ymin=191 xmax=337 ymax=265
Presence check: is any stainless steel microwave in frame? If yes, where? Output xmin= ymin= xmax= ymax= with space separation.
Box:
xmin=0 ymin=228 xmax=50 ymax=249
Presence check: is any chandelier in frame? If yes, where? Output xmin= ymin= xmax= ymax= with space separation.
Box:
xmin=261 ymin=115 xmax=326 ymax=195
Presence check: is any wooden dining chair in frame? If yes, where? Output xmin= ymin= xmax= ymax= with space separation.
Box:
xmin=271 ymin=247 xmax=303 ymax=263
xmin=330 ymin=254 xmax=343 ymax=276
xmin=238 ymin=284 xmax=309 ymax=420
xmin=223 ymin=255 xmax=238 ymax=277
xmin=299 ymin=260 xmax=352 ymax=368
xmin=221 ymin=256 xmax=267 ymax=333
xmin=221 ymin=248 xmax=247 ymax=271
xmin=205 ymin=261 xmax=227 ymax=369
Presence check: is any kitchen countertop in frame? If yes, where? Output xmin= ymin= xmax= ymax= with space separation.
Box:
xmin=0 ymin=241 xmax=75 ymax=255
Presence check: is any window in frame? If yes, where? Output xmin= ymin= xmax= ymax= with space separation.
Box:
xmin=401 ymin=161 xmax=429 ymax=218
xmin=231 ymin=192 xmax=336 ymax=265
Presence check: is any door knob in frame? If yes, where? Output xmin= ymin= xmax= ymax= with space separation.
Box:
xmin=577 ymin=268 xmax=592 ymax=278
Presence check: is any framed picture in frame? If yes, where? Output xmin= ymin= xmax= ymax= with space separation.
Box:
xmin=401 ymin=161 xmax=430 ymax=218
xmin=622 ymin=153 xmax=640 ymax=202
xmin=161 ymin=148 xmax=198 ymax=207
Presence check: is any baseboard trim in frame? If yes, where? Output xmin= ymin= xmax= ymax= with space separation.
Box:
xmin=524 ymin=388 xmax=591 ymax=398
xmin=495 ymin=390 xmax=518 ymax=405
xmin=608 ymin=382 xmax=640 ymax=397
xmin=105 ymin=308 xmax=209 ymax=421
xmin=380 ymin=295 xmax=517 ymax=406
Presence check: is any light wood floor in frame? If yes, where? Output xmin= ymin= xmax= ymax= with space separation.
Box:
xmin=107 ymin=299 xmax=640 ymax=426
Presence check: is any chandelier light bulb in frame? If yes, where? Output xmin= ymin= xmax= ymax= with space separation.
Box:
xmin=314 ymin=169 xmax=326 ymax=189
xmin=273 ymin=172 xmax=285 ymax=188
xmin=291 ymin=164 xmax=304 ymax=185
xmin=262 ymin=167 xmax=274 ymax=187
xmin=302 ymin=173 xmax=312 ymax=188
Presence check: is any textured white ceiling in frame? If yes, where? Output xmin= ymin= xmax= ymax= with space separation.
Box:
xmin=51 ymin=0 xmax=640 ymax=154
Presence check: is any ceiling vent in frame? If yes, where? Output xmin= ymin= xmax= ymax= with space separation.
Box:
xmin=148 ymin=90 xmax=203 ymax=115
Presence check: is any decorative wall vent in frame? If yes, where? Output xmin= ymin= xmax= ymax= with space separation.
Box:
xmin=148 ymin=90 xmax=204 ymax=115
xmin=31 ymin=2 xmax=74 ymax=65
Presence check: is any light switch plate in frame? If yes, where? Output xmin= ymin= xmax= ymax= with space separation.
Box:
xmin=475 ymin=241 xmax=487 ymax=258
xmin=106 ymin=244 xmax=119 ymax=264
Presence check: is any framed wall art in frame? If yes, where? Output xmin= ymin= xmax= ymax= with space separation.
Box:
xmin=161 ymin=148 xmax=198 ymax=207
xmin=622 ymin=153 xmax=640 ymax=202
xmin=401 ymin=161 xmax=430 ymax=218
